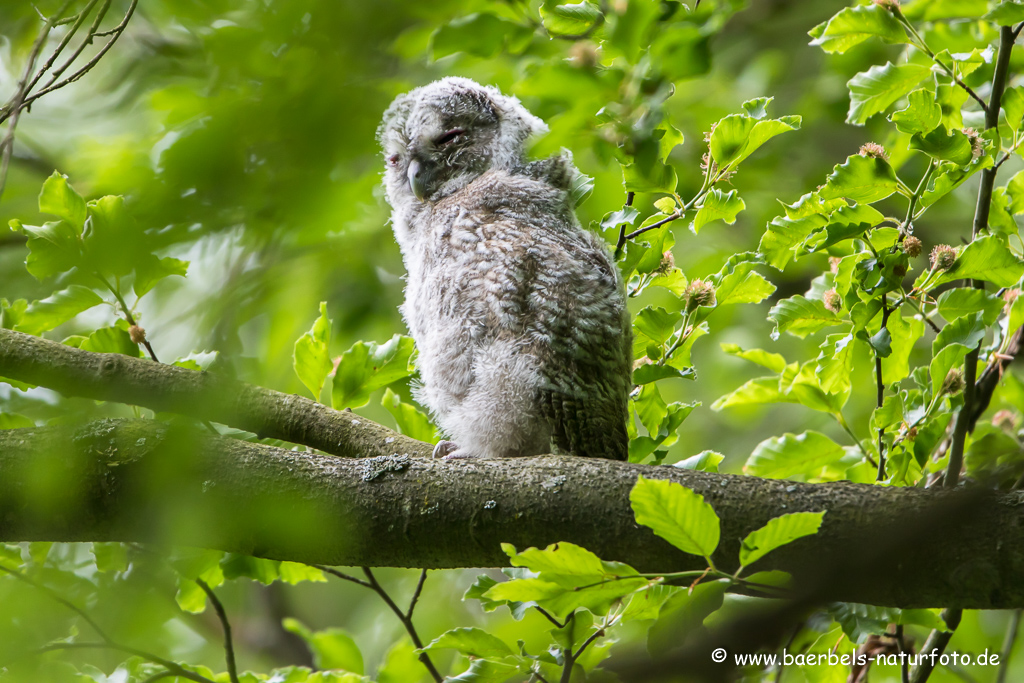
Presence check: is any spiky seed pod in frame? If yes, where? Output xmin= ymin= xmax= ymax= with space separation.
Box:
xmin=930 ymin=244 xmax=957 ymax=271
xmin=685 ymin=279 xmax=716 ymax=311
xmin=858 ymin=142 xmax=888 ymax=161
xmin=902 ymin=236 xmax=922 ymax=258
xmin=823 ymin=288 xmax=842 ymax=313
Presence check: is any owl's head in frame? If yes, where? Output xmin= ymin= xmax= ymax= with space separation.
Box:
xmin=378 ymin=77 xmax=547 ymax=205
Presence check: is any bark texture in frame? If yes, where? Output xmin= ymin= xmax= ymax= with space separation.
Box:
xmin=0 ymin=328 xmax=430 ymax=459
xmin=2 ymin=418 xmax=1023 ymax=609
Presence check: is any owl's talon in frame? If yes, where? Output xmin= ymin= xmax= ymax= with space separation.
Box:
xmin=432 ymin=440 xmax=459 ymax=459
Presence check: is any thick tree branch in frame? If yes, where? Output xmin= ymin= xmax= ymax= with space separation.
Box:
xmin=0 ymin=328 xmax=429 ymax=460
xmin=3 ymin=419 xmax=1024 ymax=609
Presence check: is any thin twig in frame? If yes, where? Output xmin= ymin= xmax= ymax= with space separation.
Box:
xmin=876 ymin=296 xmax=892 ymax=482
xmin=407 ymin=569 xmax=428 ymax=620
xmin=909 ymin=608 xmax=963 ymax=683
xmin=41 ymin=0 xmax=112 ymax=88
xmin=361 ymin=568 xmax=444 ymax=683
xmin=196 ymin=579 xmax=240 ymax=683
xmin=613 ymin=191 xmax=635 ymax=257
xmin=26 ymin=0 xmax=139 ymax=106
xmin=535 ymin=606 xmax=569 ymax=629
xmin=624 ymin=211 xmax=681 ymax=241
xmin=312 ymin=564 xmax=373 ymax=588
xmin=0 ymin=0 xmax=75 ymax=201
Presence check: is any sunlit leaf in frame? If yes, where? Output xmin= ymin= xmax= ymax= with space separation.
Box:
xmin=294 ymin=302 xmax=334 ymax=400
xmin=889 ymin=89 xmax=941 ymax=135
xmin=332 ymin=334 xmax=416 ymax=409
xmin=629 ymin=476 xmax=720 ymax=558
xmin=739 ymin=511 xmax=826 ymax=568
xmin=745 ymin=431 xmax=846 ymax=479
xmin=846 ymin=62 xmax=931 ymax=125
xmin=808 ymin=5 xmax=907 ymax=54
xmin=39 ymin=172 xmax=87 ymax=233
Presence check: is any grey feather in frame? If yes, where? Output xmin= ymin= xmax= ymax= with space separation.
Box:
xmin=379 ymin=77 xmax=631 ymax=460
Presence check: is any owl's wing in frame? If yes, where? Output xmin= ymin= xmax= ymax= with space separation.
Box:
xmin=524 ymin=227 xmax=631 ymax=462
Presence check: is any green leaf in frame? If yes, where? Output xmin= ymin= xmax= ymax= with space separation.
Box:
xmin=430 ymin=14 xmax=532 ymax=59
xmin=16 ymin=285 xmax=103 ymax=335
xmin=818 ymin=154 xmax=899 ymax=204
xmin=629 ymin=476 xmax=720 ymax=558
xmin=39 ymin=172 xmax=87 ymax=233
xmin=377 ymin=640 xmax=425 ymax=683
xmin=739 ymin=511 xmax=826 ymax=568
xmin=920 ymin=156 xmax=992 ymax=208
xmin=720 ymin=343 xmax=787 ymax=373
xmin=83 ymin=195 xmax=140 ymax=278
xmin=294 ymin=302 xmax=333 ymax=400
xmin=846 ymin=62 xmax=931 ymax=125
xmin=889 ymin=89 xmax=942 ymax=135
xmin=758 ymin=213 xmax=828 ymax=270
xmin=745 ymin=431 xmax=846 ymax=479
xmin=710 ymin=112 xmax=801 ymax=169
xmin=0 ymin=413 xmax=34 ymax=429
xmin=489 ymin=542 xmax=644 ymax=617
xmin=1002 ymin=87 xmax=1024 ymax=135
xmin=420 ymin=628 xmax=513 ymax=659
xmin=986 ymin=1 xmax=1024 ymax=25
xmin=134 ymin=254 xmax=189 ymax=298
xmin=76 ymin=325 xmax=142 ymax=357
xmin=711 ymin=376 xmax=792 ymax=411
xmin=539 ymin=1 xmax=601 ymax=36
xmin=768 ymin=296 xmax=841 ymax=339
xmin=935 ymin=83 xmax=969 ymax=130
xmin=278 ymin=562 xmax=326 ymax=585
xmin=936 ymin=287 xmax=1004 ymax=325
xmin=881 ymin=314 xmax=923 ymax=385
xmin=816 ymin=333 xmax=856 ymax=394
xmin=633 ymin=363 xmax=695 ymax=385
xmin=805 ymin=203 xmax=885 ymax=252
xmin=909 ymin=125 xmax=974 ymax=166
xmin=715 ymin=268 xmax=775 ymax=306
xmin=446 ymin=659 xmax=519 ymax=683
xmin=938 ymin=235 xmax=1024 ymax=287
xmin=331 ymin=334 xmax=415 ymax=409
xmin=903 ymin=0 xmax=988 ymax=20
xmin=634 ymin=306 xmax=682 ymax=345
xmin=92 ymin=543 xmax=128 ymax=572
xmin=9 ymin=219 xmax=82 ymax=281
xmin=1004 ymin=170 xmax=1024 ymax=214
xmin=808 ymin=5 xmax=907 ymax=54
xmin=647 ymin=580 xmax=727 ymax=655
xmin=691 ymin=189 xmax=745 ymax=234
xmin=933 ymin=311 xmax=986 ymax=354
xmin=674 ymin=450 xmax=724 ymax=473
xmin=930 ymin=343 xmax=971 ymax=396
xmin=622 ymin=160 xmax=677 ymax=194
xmin=382 ymin=388 xmax=438 ymax=442
xmin=283 ymin=619 xmax=364 ymax=674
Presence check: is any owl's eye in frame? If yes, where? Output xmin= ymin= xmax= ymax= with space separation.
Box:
xmin=387 ymin=154 xmax=400 ymax=166
xmin=435 ymin=128 xmax=465 ymax=146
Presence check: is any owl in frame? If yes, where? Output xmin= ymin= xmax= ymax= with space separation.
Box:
xmin=378 ymin=77 xmax=631 ymax=461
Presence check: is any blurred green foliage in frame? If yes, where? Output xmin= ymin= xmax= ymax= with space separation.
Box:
xmin=5 ymin=0 xmax=1024 ymax=681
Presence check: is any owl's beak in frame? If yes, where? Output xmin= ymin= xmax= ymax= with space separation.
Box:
xmin=407 ymin=158 xmax=431 ymax=201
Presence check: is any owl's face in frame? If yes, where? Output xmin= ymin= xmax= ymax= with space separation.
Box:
xmin=379 ymin=78 xmax=546 ymax=206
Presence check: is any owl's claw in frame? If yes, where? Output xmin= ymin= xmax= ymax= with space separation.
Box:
xmin=432 ymin=440 xmax=459 ymax=459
